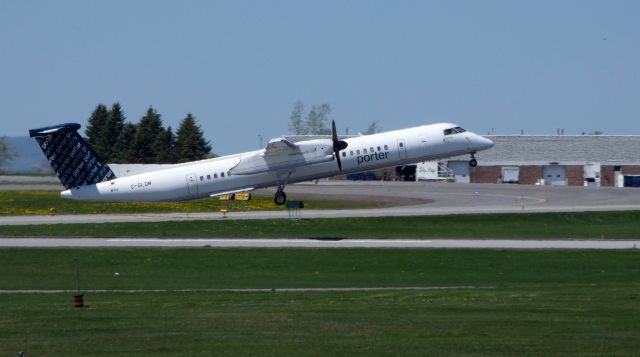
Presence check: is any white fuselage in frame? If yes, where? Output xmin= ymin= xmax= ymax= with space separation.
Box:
xmin=61 ymin=123 xmax=493 ymax=201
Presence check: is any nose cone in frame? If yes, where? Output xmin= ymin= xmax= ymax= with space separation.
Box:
xmin=480 ymin=136 xmax=494 ymax=151
xmin=469 ymin=134 xmax=494 ymax=152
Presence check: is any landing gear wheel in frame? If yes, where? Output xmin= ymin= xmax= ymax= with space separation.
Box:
xmin=469 ymin=159 xmax=478 ymax=167
xmin=274 ymin=191 xmax=287 ymax=206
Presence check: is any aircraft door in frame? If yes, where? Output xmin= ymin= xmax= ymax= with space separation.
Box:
xmin=186 ymin=173 xmax=199 ymax=194
xmin=397 ymin=139 xmax=407 ymax=160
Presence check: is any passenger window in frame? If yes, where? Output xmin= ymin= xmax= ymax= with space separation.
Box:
xmin=357 ymin=150 xmax=360 ymax=155
xmin=384 ymin=145 xmax=388 ymax=150
xmin=207 ymin=174 xmax=211 ymax=180
xmin=377 ymin=146 xmax=381 ymax=151
xmin=342 ymin=152 xmax=346 ymax=157
xmin=370 ymin=147 xmax=374 ymax=152
xmin=214 ymin=173 xmax=218 ymax=179
xmin=363 ymin=148 xmax=367 ymax=153
xmin=350 ymin=151 xmax=354 ymax=156
xmin=199 ymin=176 xmax=203 ymax=181
xmin=399 ymin=142 xmax=404 ymax=148
xmin=221 ymin=172 xmax=225 ymax=178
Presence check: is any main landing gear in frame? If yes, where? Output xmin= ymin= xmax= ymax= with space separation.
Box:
xmin=274 ymin=185 xmax=287 ymax=205
xmin=469 ymin=153 xmax=478 ymax=167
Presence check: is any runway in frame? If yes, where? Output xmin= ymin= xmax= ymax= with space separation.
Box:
xmin=1 ymin=181 xmax=640 ymax=225
xmin=0 ymin=238 xmax=636 ymax=249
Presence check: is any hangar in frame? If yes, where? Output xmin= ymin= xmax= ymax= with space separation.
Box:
xmin=446 ymin=135 xmax=640 ymax=187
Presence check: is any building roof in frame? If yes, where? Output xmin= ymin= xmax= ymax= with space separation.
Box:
xmin=452 ymin=135 xmax=640 ymax=165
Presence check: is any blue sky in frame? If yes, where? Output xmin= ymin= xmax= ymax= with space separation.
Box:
xmin=1 ymin=0 xmax=638 ymax=154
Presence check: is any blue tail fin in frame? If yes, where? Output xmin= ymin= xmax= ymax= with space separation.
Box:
xmin=29 ymin=123 xmax=116 ymax=189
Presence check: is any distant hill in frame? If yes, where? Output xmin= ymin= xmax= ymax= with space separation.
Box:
xmin=1 ymin=136 xmax=53 ymax=174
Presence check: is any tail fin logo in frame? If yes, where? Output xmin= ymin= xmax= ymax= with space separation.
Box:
xmin=30 ymin=123 xmax=116 ymax=189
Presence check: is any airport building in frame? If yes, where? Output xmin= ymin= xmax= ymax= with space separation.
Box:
xmin=445 ymin=135 xmax=640 ymax=187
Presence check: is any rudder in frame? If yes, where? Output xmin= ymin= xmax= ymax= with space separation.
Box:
xmin=29 ymin=123 xmax=116 ymax=189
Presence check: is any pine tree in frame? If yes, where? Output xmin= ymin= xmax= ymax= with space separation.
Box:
xmin=155 ymin=126 xmax=178 ymax=163
xmin=85 ymin=104 xmax=110 ymax=158
xmin=130 ymin=107 xmax=165 ymax=163
xmin=176 ymin=113 xmax=212 ymax=162
xmin=94 ymin=102 xmax=126 ymax=161
xmin=111 ymin=123 xmax=137 ymax=163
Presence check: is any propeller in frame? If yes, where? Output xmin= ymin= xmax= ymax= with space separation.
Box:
xmin=332 ymin=120 xmax=349 ymax=171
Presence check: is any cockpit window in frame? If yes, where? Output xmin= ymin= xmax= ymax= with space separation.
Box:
xmin=444 ymin=126 xmax=467 ymax=135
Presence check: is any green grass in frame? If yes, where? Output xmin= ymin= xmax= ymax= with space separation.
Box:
xmin=2 ymin=211 xmax=640 ymax=239
xmin=0 ymin=249 xmax=639 ymax=356
xmin=0 ymin=190 xmax=376 ymax=215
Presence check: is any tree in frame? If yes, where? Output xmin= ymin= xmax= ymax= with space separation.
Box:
xmin=130 ymin=107 xmax=165 ymax=163
xmin=289 ymin=100 xmax=306 ymax=135
xmin=110 ymin=123 xmax=137 ymax=163
xmin=306 ymin=103 xmax=331 ymax=135
xmin=0 ymin=137 xmax=14 ymax=173
xmin=84 ymin=103 xmax=126 ymax=162
xmin=155 ymin=126 xmax=178 ymax=164
xmin=364 ymin=120 xmax=381 ymax=135
xmin=98 ymin=102 xmax=126 ymax=160
xmin=287 ymin=101 xmax=332 ymax=135
xmin=176 ymin=113 xmax=211 ymax=162
xmin=85 ymin=104 xmax=110 ymax=158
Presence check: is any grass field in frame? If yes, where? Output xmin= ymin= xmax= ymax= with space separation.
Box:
xmin=0 ymin=190 xmax=378 ymax=215
xmin=1 ymin=249 xmax=639 ymax=356
xmin=2 ymin=211 xmax=640 ymax=239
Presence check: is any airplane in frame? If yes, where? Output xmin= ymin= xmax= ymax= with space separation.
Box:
xmin=29 ymin=120 xmax=494 ymax=204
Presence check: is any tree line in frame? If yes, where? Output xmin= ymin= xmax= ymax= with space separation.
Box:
xmin=85 ymin=103 xmax=212 ymax=164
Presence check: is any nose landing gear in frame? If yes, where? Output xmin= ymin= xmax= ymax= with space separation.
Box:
xmin=469 ymin=153 xmax=478 ymax=167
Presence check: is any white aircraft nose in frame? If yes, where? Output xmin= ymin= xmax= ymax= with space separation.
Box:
xmin=469 ymin=134 xmax=494 ymax=151
xmin=481 ymin=136 xmax=494 ymax=150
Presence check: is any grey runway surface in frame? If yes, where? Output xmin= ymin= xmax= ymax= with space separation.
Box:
xmin=0 ymin=238 xmax=637 ymax=249
xmin=2 ymin=181 xmax=640 ymax=225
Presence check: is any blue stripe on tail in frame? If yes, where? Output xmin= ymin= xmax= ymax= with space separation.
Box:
xmin=29 ymin=123 xmax=116 ymax=189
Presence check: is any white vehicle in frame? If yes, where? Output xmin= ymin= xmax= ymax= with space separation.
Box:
xmin=30 ymin=121 xmax=494 ymax=204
